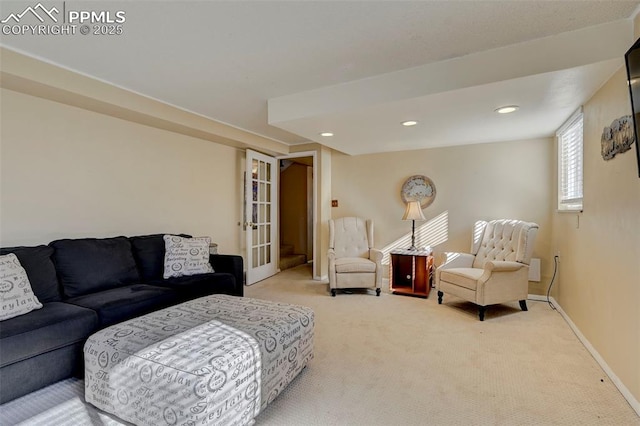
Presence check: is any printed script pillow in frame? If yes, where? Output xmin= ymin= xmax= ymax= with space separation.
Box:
xmin=0 ymin=253 xmax=43 ymax=321
xmin=163 ymin=235 xmax=214 ymax=279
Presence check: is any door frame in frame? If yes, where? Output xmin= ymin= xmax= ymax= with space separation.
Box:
xmin=276 ymin=151 xmax=318 ymax=279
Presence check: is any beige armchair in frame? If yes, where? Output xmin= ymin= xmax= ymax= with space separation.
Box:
xmin=435 ymin=219 xmax=538 ymax=320
xmin=328 ymin=217 xmax=383 ymax=297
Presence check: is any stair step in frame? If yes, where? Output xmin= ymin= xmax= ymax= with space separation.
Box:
xmin=280 ymin=254 xmax=307 ymax=271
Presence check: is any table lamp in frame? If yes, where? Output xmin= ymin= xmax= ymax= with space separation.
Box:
xmin=402 ymin=200 xmax=425 ymax=250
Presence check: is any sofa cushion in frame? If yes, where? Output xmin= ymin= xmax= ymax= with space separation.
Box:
xmin=0 ymin=245 xmax=61 ymax=303
xmin=65 ymin=284 xmax=176 ymax=327
xmin=130 ymin=233 xmax=191 ymax=281
xmin=163 ymin=235 xmax=214 ymax=278
xmin=0 ymin=254 xmax=44 ymax=321
xmin=0 ymin=301 xmax=98 ymax=368
xmin=149 ymin=272 xmax=237 ymax=300
xmin=50 ymin=237 xmax=140 ymax=298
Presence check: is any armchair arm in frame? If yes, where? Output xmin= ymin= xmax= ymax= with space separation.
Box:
xmin=369 ymin=248 xmax=383 ymax=265
xmin=209 ymin=254 xmax=244 ymax=296
xmin=484 ymin=260 xmax=525 ymax=272
xmin=476 ymin=260 xmax=529 ymax=305
xmin=438 ymin=252 xmax=475 ymax=270
xmin=435 ymin=252 xmax=474 ymax=290
xmin=327 ymin=248 xmax=337 ymax=289
xmin=327 ymin=248 xmax=336 ymax=262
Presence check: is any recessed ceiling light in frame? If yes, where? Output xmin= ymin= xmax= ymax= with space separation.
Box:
xmin=319 ymin=132 xmax=334 ymax=137
xmin=402 ymin=120 xmax=418 ymax=126
xmin=495 ymin=105 xmax=519 ymax=114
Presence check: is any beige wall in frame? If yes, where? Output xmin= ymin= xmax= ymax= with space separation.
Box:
xmin=0 ymin=88 xmax=243 ymax=253
xmin=551 ymin=66 xmax=640 ymax=402
xmin=331 ymin=138 xmax=553 ymax=292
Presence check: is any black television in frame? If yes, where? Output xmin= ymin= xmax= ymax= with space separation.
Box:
xmin=624 ymin=37 xmax=640 ymax=178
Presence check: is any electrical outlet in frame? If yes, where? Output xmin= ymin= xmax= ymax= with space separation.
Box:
xmin=331 ymin=200 xmax=338 ymax=207
xmin=554 ymin=249 xmax=561 ymax=262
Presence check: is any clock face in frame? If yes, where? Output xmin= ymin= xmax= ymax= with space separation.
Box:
xmin=401 ymin=175 xmax=436 ymax=208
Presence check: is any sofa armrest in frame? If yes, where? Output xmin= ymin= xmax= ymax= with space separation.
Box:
xmin=209 ymin=254 xmax=244 ymax=296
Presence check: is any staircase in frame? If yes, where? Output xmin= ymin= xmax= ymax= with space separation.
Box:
xmin=280 ymin=244 xmax=307 ymax=271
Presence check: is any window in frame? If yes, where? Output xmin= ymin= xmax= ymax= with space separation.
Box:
xmin=557 ymin=109 xmax=583 ymax=211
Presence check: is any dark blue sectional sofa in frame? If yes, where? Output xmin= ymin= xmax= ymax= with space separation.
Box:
xmin=0 ymin=233 xmax=243 ymax=403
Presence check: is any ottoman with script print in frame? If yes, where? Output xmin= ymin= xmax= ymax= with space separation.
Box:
xmin=84 ymin=295 xmax=314 ymax=426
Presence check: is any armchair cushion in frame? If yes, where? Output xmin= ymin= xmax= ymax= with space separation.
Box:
xmin=334 ymin=257 xmax=377 ymax=274
xmin=439 ymin=268 xmax=483 ymax=291
xmin=329 ymin=217 xmax=372 ymax=259
xmin=472 ymin=220 xmax=538 ymax=267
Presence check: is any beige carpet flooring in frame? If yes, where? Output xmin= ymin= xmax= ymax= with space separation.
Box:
xmin=1 ymin=264 xmax=638 ymax=425
xmin=248 ymin=265 xmax=638 ymax=426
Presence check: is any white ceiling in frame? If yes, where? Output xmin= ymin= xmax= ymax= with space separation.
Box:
xmin=1 ymin=1 xmax=639 ymax=155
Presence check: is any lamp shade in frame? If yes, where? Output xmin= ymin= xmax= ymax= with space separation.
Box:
xmin=402 ymin=201 xmax=426 ymax=221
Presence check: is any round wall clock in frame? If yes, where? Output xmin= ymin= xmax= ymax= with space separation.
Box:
xmin=401 ymin=175 xmax=436 ymax=209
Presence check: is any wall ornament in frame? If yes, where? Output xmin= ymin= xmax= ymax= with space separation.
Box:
xmin=601 ymin=115 xmax=635 ymax=161
xmin=400 ymin=175 xmax=436 ymax=209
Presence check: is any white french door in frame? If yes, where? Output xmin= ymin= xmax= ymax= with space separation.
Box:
xmin=245 ymin=150 xmax=278 ymax=285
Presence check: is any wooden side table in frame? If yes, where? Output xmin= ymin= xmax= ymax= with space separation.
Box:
xmin=389 ymin=249 xmax=434 ymax=298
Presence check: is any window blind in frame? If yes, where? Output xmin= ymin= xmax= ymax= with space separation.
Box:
xmin=557 ymin=111 xmax=583 ymax=211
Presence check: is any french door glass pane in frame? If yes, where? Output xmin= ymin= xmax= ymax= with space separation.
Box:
xmin=260 ymin=161 xmax=266 ymax=180
xmin=252 ymin=203 xmax=258 ymax=225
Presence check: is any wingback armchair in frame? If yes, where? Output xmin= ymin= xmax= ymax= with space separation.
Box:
xmin=328 ymin=217 xmax=383 ymax=297
xmin=435 ymin=219 xmax=539 ymax=320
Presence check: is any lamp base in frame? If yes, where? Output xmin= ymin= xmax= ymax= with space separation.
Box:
xmin=409 ymin=220 xmax=417 ymax=251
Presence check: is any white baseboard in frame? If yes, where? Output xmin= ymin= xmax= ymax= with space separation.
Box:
xmin=528 ymin=294 xmax=640 ymax=417
xmin=527 ymin=294 xmax=548 ymax=302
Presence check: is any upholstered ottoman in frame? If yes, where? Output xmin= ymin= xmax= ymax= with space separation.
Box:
xmin=84 ymin=295 xmax=314 ymax=426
